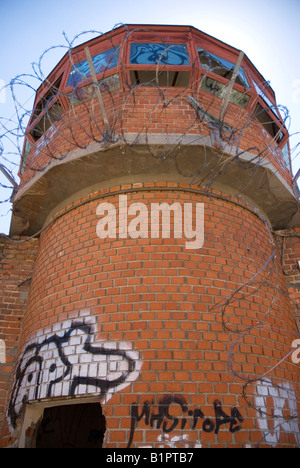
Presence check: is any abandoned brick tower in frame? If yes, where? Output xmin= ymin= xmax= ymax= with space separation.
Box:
xmin=1 ymin=24 xmax=300 ymax=448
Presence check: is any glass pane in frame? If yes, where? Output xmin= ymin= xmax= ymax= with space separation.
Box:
xmin=67 ymin=47 xmax=120 ymax=87
xmin=200 ymin=76 xmax=250 ymax=108
xmin=30 ymin=102 xmax=63 ymax=141
xmin=68 ymin=74 xmax=120 ymax=106
xmin=254 ymin=103 xmax=284 ymax=143
xmin=198 ymin=48 xmax=249 ymax=88
xmin=253 ymin=80 xmax=282 ymax=121
xmin=130 ymin=43 xmax=190 ymax=66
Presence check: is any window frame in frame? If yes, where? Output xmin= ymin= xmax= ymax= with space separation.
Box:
xmin=251 ymin=73 xmax=289 ymax=141
xmin=195 ymin=42 xmax=253 ymax=109
xmin=249 ymin=72 xmax=291 ymax=172
xmin=63 ymin=42 xmax=121 ymax=95
xmin=126 ymin=40 xmax=193 ymax=88
xmin=26 ymin=71 xmax=69 ymax=145
xmin=197 ymin=47 xmax=250 ymax=88
xmin=251 ymin=76 xmax=285 ymax=125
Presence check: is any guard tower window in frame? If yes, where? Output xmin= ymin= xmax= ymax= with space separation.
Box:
xmin=129 ymin=43 xmax=190 ymax=87
xmin=130 ymin=43 xmax=190 ymax=65
xmin=253 ymin=79 xmax=282 ymax=121
xmin=29 ymin=76 xmax=63 ymax=142
xmin=66 ymin=47 xmax=120 ymax=88
xmin=198 ymin=48 xmax=250 ymax=88
xmin=200 ymin=76 xmax=250 ymax=108
xmin=31 ymin=77 xmax=61 ymax=121
xmin=30 ymin=101 xmax=63 ymax=142
xmin=254 ymin=103 xmax=284 ymax=143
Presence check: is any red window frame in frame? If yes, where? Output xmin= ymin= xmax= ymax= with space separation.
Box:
xmin=250 ymin=71 xmax=289 ymax=144
xmin=62 ymin=33 xmax=126 ymax=95
xmin=26 ymin=63 xmax=69 ymax=145
xmin=125 ymin=34 xmax=194 ymax=88
xmin=195 ymin=41 xmax=253 ymax=109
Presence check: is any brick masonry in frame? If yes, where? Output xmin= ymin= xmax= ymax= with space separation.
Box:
xmin=1 ymin=25 xmax=300 ymax=448
xmin=0 ymin=237 xmax=39 ymax=447
xmin=276 ymin=227 xmax=300 ymax=332
xmin=1 ymin=184 xmax=300 ymax=448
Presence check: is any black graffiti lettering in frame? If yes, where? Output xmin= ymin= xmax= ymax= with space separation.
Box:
xmin=203 ymin=418 xmax=215 ymax=433
xmin=128 ymin=395 xmax=189 ymax=448
xmin=214 ymin=400 xmax=244 ymax=434
xmin=214 ymin=399 xmax=233 ymax=434
xmin=230 ymin=407 xmax=244 ymax=433
xmin=128 ymin=401 xmax=151 ymax=449
xmin=149 ymin=407 xmax=164 ymax=430
xmin=205 ymin=77 xmax=222 ymax=94
xmin=162 ymin=396 xmax=188 ymax=434
xmin=191 ymin=408 xmax=204 ymax=430
xmin=8 ymin=321 xmax=138 ymax=429
xmin=162 ymin=413 xmax=179 ymax=434
xmin=127 ymin=396 xmax=244 ymax=447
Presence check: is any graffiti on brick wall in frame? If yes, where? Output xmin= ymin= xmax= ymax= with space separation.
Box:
xmin=8 ymin=314 xmax=142 ymax=428
xmin=127 ymin=395 xmax=244 ymax=448
xmin=255 ymin=379 xmax=300 ymax=447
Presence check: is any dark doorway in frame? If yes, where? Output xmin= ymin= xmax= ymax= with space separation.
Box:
xmin=36 ymin=403 xmax=106 ymax=448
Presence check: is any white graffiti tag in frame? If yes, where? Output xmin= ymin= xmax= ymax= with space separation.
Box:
xmin=8 ymin=315 xmax=142 ymax=428
xmin=255 ymin=379 xmax=300 ymax=447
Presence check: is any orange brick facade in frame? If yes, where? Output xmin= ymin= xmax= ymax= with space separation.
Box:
xmin=0 ymin=238 xmax=39 ymax=446
xmin=1 ymin=184 xmax=300 ymax=448
xmin=1 ymin=25 xmax=300 ymax=448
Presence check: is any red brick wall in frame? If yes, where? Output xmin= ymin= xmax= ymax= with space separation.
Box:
xmin=0 ymin=237 xmax=39 ymax=447
xmin=20 ymin=84 xmax=292 ymax=190
xmin=277 ymin=227 xmax=300 ymax=332
xmin=5 ymin=183 xmax=300 ymax=448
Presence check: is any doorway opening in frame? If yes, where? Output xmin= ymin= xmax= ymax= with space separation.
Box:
xmin=36 ymin=403 xmax=106 ymax=448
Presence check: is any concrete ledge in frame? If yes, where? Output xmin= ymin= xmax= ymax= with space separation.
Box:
xmin=10 ymin=133 xmax=300 ymax=235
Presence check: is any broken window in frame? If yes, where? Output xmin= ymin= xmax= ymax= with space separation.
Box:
xmin=198 ymin=48 xmax=249 ymax=88
xmin=68 ymin=73 xmax=120 ymax=106
xmin=30 ymin=77 xmax=62 ymax=122
xmin=29 ymin=76 xmax=63 ymax=142
xmin=67 ymin=47 xmax=120 ymax=88
xmin=30 ymin=101 xmax=63 ymax=142
xmin=254 ymin=103 xmax=284 ymax=143
xmin=253 ymin=79 xmax=282 ymax=121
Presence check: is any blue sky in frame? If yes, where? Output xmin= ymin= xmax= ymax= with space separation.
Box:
xmin=0 ymin=0 xmax=299 ymax=233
